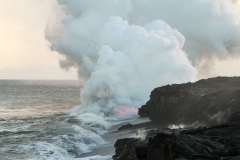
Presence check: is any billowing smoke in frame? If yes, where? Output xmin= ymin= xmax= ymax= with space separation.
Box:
xmin=46 ymin=0 xmax=240 ymax=115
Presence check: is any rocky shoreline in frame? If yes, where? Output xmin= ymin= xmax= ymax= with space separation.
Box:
xmin=113 ymin=77 xmax=240 ymax=160
xmin=139 ymin=76 xmax=240 ymax=126
xmin=113 ymin=111 xmax=240 ymax=160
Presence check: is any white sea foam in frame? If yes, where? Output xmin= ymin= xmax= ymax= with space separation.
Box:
xmin=134 ymin=129 xmax=147 ymax=140
xmin=27 ymin=142 xmax=73 ymax=160
xmin=18 ymin=122 xmax=108 ymax=160
xmin=0 ymin=113 xmax=116 ymax=160
xmin=168 ymin=124 xmax=186 ymax=129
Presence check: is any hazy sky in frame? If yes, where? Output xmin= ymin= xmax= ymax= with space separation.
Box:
xmin=0 ymin=0 xmax=240 ymax=79
xmin=0 ymin=0 xmax=77 ymax=79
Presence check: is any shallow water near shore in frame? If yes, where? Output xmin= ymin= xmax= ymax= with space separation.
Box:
xmin=0 ymin=80 xmax=143 ymax=160
xmin=0 ymin=80 xmax=109 ymax=160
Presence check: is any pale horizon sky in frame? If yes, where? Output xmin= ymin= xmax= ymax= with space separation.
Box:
xmin=0 ymin=0 xmax=77 ymax=79
xmin=0 ymin=0 xmax=240 ymax=80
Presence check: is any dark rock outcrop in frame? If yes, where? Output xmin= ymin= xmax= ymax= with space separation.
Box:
xmin=113 ymin=112 xmax=240 ymax=160
xmin=139 ymin=77 xmax=240 ymax=126
xmin=118 ymin=124 xmax=134 ymax=131
xmin=113 ymin=138 xmax=139 ymax=160
xmin=226 ymin=111 xmax=240 ymax=123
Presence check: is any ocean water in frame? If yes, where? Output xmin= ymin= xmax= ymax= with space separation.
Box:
xmin=0 ymin=80 xmax=113 ymax=160
xmin=0 ymin=80 xmax=81 ymax=118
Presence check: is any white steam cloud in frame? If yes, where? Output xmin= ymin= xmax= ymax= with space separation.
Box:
xmin=46 ymin=0 xmax=240 ymax=115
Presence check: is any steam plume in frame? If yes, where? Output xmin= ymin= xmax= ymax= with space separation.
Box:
xmin=46 ymin=0 xmax=240 ymax=115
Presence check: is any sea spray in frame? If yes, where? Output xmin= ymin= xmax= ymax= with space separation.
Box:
xmin=0 ymin=114 xmax=117 ymax=160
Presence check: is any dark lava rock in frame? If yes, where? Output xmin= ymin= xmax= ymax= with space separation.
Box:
xmin=139 ymin=76 xmax=240 ymax=126
xmin=113 ymin=112 xmax=240 ymax=160
xmin=113 ymin=138 xmax=139 ymax=160
xmin=226 ymin=111 xmax=240 ymax=123
xmin=118 ymin=124 xmax=134 ymax=131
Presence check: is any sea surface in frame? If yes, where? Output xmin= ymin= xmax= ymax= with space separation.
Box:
xmin=0 ymin=80 xmax=113 ymax=160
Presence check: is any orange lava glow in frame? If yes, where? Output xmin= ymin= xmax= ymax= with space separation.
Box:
xmin=117 ymin=107 xmax=138 ymax=115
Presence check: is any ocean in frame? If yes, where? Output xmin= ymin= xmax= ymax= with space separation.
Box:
xmin=0 ymin=80 xmax=115 ymax=160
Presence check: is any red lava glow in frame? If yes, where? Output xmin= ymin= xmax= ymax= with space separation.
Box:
xmin=117 ymin=107 xmax=138 ymax=115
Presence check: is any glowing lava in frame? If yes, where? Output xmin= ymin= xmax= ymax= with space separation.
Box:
xmin=117 ymin=107 xmax=138 ymax=115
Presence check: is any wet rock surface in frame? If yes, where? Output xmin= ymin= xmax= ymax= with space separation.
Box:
xmin=113 ymin=112 xmax=240 ymax=160
xmin=226 ymin=111 xmax=240 ymax=123
xmin=114 ymin=77 xmax=240 ymax=159
xmin=118 ymin=124 xmax=134 ymax=131
xmin=139 ymin=77 xmax=240 ymax=126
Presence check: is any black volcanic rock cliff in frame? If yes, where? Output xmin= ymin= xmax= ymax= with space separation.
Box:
xmin=138 ymin=77 xmax=240 ymax=126
xmin=113 ymin=112 xmax=240 ymax=160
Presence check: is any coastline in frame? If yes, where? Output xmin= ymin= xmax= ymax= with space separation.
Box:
xmin=76 ymin=117 xmax=157 ymax=159
xmin=77 ymin=77 xmax=240 ymax=160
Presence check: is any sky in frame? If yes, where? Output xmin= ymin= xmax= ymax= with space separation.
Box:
xmin=0 ymin=0 xmax=77 ymax=79
xmin=0 ymin=0 xmax=240 ymax=80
